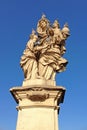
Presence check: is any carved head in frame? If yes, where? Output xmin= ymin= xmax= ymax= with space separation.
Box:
xmin=30 ymin=30 xmax=38 ymax=41
xmin=37 ymin=15 xmax=50 ymax=29
xmin=62 ymin=24 xmax=70 ymax=39
xmin=53 ymin=20 xmax=60 ymax=28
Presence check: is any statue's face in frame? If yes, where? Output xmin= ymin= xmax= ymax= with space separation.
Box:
xmin=53 ymin=23 xmax=58 ymax=28
xmin=33 ymin=35 xmax=38 ymax=42
xmin=62 ymin=32 xmax=68 ymax=39
xmin=40 ymin=20 xmax=47 ymax=28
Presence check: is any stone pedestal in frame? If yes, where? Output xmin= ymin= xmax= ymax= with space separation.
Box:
xmin=10 ymin=80 xmax=65 ymax=130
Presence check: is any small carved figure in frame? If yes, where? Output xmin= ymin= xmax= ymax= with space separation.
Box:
xmin=37 ymin=14 xmax=50 ymax=38
xmin=62 ymin=23 xmax=70 ymax=40
xmin=52 ymin=20 xmax=63 ymax=43
xmin=20 ymin=30 xmax=39 ymax=80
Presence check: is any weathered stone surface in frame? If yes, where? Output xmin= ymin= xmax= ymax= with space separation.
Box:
xmin=10 ymin=85 xmax=65 ymax=130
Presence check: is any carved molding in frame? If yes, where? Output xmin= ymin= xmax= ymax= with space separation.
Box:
xmin=30 ymin=87 xmax=44 ymax=91
xmin=10 ymin=86 xmax=65 ymax=104
xmin=27 ymin=92 xmax=49 ymax=101
xmin=16 ymin=105 xmax=60 ymax=111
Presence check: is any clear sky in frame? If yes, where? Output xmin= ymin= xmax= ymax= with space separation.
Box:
xmin=0 ymin=0 xmax=87 ymax=130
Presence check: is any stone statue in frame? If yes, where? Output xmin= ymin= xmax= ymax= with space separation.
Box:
xmin=37 ymin=14 xmax=50 ymax=38
xmin=20 ymin=15 xmax=70 ymax=81
xmin=20 ymin=30 xmax=38 ymax=80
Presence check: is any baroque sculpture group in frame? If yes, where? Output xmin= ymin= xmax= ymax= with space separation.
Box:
xmin=20 ymin=15 xmax=70 ymax=81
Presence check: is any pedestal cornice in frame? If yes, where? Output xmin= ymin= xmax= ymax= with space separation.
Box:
xmin=10 ymin=85 xmax=65 ymax=105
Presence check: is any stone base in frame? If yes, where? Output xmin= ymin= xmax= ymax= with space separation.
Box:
xmin=10 ymin=85 xmax=65 ymax=130
xmin=22 ymin=79 xmax=56 ymax=86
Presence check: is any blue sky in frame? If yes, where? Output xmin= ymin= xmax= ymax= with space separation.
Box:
xmin=0 ymin=0 xmax=87 ymax=130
